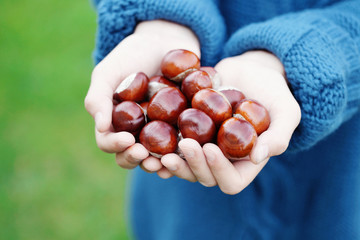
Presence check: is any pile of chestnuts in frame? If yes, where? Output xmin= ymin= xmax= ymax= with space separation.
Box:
xmin=112 ymin=49 xmax=270 ymax=160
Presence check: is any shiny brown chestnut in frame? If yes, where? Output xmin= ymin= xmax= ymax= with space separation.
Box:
xmin=181 ymin=70 xmax=212 ymax=101
xmin=139 ymin=120 xmax=178 ymax=158
xmin=112 ymin=101 xmax=146 ymax=136
xmin=161 ymin=49 xmax=200 ymax=82
xmin=178 ymin=108 xmax=216 ymax=145
xmin=200 ymin=66 xmax=221 ymax=89
xmin=218 ymin=87 xmax=246 ymax=109
xmin=114 ymin=72 xmax=149 ymax=103
xmin=191 ymin=89 xmax=232 ymax=127
xmin=140 ymin=102 xmax=149 ymax=115
xmin=233 ymin=99 xmax=270 ymax=135
xmin=147 ymin=87 xmax=187 ymax=125
xmin=217 ymin=117 xmax=257 ymax=160
xmin=148 ymin=75 xmax=179 ymax=99
xmin=112 ymin=94 xmax=120 ymax=105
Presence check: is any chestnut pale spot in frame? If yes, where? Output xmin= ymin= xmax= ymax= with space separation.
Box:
xmin=148 ymin=75 xmax=179 ymax=99
xmin=219 ymin=87 xmax=246 ymax=109
xmin=149 ymin=75 xmax=178 ymax=87
xmin=139 ymin=102 xmax=149 ymax=115
xmin=161 ymin=49 xmax=200 ymax=81
xmin=114 ymin=72 xmax=149 ymax=102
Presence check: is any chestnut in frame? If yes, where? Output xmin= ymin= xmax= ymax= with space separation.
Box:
xmin=233 ymin=99 xmax=270 ymax=135
xmin=181 ymin=70 xmax=212 ymax=101
xmin=114 ymin=72 xmax=149 ymax=103
xmin=217 ymin=117 xmax=257 ymax=160
xmin=112 ymin=101 xmax=146 ymax=136
xmin=178 ymin=108 xmax=216 ymax=145
xmin=161 ymin=49 xmax=200 ymax=82
xmin=191 ymin=89 xmax=232 ymax=127
xmin=112 ymin=94 xmax=120 ymax=105
xmin=147 ymin=87 xmax=187 ymax=125
xmin=140 ymin=102 xmax=149 ymax=115
xmin=148 ymin=75 xmax=178 ymax=99
xmin=200 ymin=66 xmax=221 ymax=89
xmin=139 ymin=120 xmax=178 ymax=158
xmin=218 ymin=86 xmax=246 ymax=109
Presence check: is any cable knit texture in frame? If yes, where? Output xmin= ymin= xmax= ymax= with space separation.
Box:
xmin=224 ymin=1 xmax=360 ymax=151
xmin=94 ymin=0 xmax=226 ymax=66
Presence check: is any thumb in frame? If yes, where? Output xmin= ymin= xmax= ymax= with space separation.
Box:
xmin=84 ymin=74 xmax=114 ymax=132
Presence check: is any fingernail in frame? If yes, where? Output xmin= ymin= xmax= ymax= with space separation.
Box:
xmin=95 ymin=112 xmax=103 ymax=130
xmin=254 ymin=145 xmax=269 ymax=164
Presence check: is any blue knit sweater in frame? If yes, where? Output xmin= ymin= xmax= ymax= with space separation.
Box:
xmin=93 ymin=0 xmax=360 ymax=239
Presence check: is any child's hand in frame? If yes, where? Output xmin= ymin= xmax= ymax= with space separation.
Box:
xmin=84 ymin=20 xmax=200 ymax=173
xmin=160 ymin=50 xmax=301 ymax=194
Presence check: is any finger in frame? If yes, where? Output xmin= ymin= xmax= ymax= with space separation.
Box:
xmin=161 ymin=153 xmax=197 ymax=182
xmin=116 ymin=143 xmax=149 ymax=169
xmin=250 ymin=98 xmax=301 ymax=164
xmin=95 ymin=130 xmax=135 ymax=153
xmin=157 ymin=167 xmax=174 ymax=179
xmin=203 ymin=143 xmax=268 ymax=195
xmin=140 ymin=156 xmax=163 ymax=173
xmin=178 ymin=139 xmax=217 ymax=186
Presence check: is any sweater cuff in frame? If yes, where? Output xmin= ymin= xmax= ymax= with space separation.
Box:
xmin=224 ymin=11 xmax=360 ymax=152
xmin=94 ymin=0 xmax=226 ymax=66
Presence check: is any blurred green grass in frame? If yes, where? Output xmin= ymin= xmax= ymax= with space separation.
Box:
xmin=0 ymin=0 xmax=130 ymax=239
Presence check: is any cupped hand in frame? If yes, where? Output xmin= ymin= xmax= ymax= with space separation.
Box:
xmin=84 ymin=20 xmax=200 ymax=173
xmin=161 ymin=50 xmax=301 ymax=194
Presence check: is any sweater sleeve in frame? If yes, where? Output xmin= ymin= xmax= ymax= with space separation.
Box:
xmin=223 ymin=0 xmax=360 ymax=152
xmin=93 ymin=0 xmax=226 ymax=66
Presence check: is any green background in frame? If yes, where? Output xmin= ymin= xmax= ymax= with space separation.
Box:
xmin=1 ymin=0 xmax=130 ymax=239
